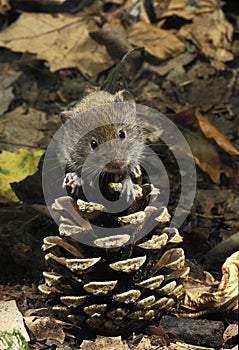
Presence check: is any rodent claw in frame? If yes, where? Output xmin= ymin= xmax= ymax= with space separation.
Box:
xmin=121 ymin=176 xmax=136 ymax=202
xmin=63 ymin=172 xmax=82 ymax=195
xmin=132 ymin=164 xmax=142 ymax=179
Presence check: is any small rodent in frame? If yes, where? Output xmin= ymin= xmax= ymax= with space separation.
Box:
xmin=59 ymin=90 xmax=144 ymax=201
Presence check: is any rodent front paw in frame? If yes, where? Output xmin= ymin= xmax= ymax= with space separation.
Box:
xmin=63 ymin=172 xmax=83 ymax=196
xmin=121 ymin=176 xmax=137 ymax=202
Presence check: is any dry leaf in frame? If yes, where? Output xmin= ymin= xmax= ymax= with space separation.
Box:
xmin=127 ymin=21 xmax=185 ymax=60
xmin=223 ymin=324 xmax=238 ymax=344
xmin=0 ymin=13 xmax=114 ymax=77
xmin=151 ymin=0 xmax=171 ymax=20
xmin=153 ymin=0 xmax=220 ymax=20
xmin=90 ymin=22 xmax=132 ymax=61
xmin=104 ymin=0 xmax=125 ymax=4
xmin=144 ymin=52 xmax=195 ymax=77
xmin=80 ymin=336 xmax=130 ymax=350
xmin=169 ymin=109 xmax=239 ymax=184
xmin=24 ymin=316 xmax=65 ymax=343
xmin=181 ymin=251 xmax=239 ymax=315
xmin=0 ymin=105 xmax=60 ymax=152
xmin=0 ymin=64 xmax=21 ymax=116
xmin=165 ymin=73 xmax=231 ymax=113
xmin=179 ymin=10 xmax=233 ymax=69
xmin=185 ymin=131 xmax=233 ymax=184
xmin=134 ymin=336 xmax=160 ymax=349
xmin=151 ymin=0 xmax=233 ymax=69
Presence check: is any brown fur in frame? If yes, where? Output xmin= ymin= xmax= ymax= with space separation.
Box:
xmin=59 ymin=90 xmax=144 ymax=177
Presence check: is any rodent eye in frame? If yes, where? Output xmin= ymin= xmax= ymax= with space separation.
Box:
xmin=90 ymin=139 xmax=98 ymax=150
xmin=119 ymin=130 xmax=126 ymax=139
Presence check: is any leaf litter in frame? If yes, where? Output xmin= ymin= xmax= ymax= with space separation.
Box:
xmin=0 ymin=0 xmax=238 ymax=349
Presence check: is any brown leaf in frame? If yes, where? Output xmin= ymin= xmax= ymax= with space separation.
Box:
xmin=151 ymin=0 xmax=171 ymax=20
xmin=194 ymin=109 xmax=239 ymax=156
xmin=0 ymin=13 xmax=114 ymax=77
xmin=143 ymin=52 xmax=195 ymax=77
xmin=127 ymin=21 xmax=185 ymax=60
xmin=179 ymin=10 xmax=233 ymax=69
xmin=163 ymin=72 xmax=231 ymax=113
xmin=181 ymin=251 xmax=239 ymax=315
xmin=80 ymin=336 xmax=130 ymax=350
xmin=223 ymin=324 xmax=238 ymax=344
xmin=24 ymin=316 xmax=65 ymax=343
xmin=104 ymin=0 xmax=125 ymax=4
xmin=90 ymin=22 xmax=132 ymax=61
xmin=134 ymin=336 xmax=157 ymax=350
xmin=170 ymin=109 xmax=239 ymax=184
xmin=0 ymin=105 xmax=61 ymax=152
xmin=153 ymin=0 xmax=220 ymax=20
xmin=0 ymin=63 xmax=21 ymax=115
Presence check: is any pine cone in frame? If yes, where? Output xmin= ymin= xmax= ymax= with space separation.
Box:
xmin=38 ymin=178 xmax=189 ymax=336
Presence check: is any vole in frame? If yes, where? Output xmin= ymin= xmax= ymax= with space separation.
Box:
xmin=59 ymin=90 xmax=144 ymax=202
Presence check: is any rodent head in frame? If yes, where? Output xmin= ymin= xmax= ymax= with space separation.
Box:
xmin=72 ymin=122 xmax=143 ymax=176
xmin=60 ymin=90 xmax=144 ymax=177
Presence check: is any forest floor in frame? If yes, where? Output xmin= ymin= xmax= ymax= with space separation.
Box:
xmin=0 ymin=0 xmax=238 ymax=349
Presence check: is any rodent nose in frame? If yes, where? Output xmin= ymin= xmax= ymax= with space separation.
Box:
xmin=104 ymin=159 xmax=128 ymax=172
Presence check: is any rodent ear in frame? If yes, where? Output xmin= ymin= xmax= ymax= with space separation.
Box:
xmin=114 ymin=90 xmax=135 ymax=103
xmin=60 ymin=110 xmax=72 ymax=123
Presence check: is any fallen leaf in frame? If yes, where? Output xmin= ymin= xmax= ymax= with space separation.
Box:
xmin=90 ymin=22 xmax=132 ymax=61
xmin=24 ymin=316 xmax=65 ymax=343
xmin=0 ymin=63 xmax=21 ymax=116
xmin=187 ymin=61 xmax=216 ymax=80
xmin=80 ymin=336 xmax=130 ymax=350
xmin=134 ymin=336 xmax=154 ymax=350
xmin=0 ymin=105 xmax=60 ymax=152
xmin=181 ymin=251 xmax=239 ymax=315
xmin=0 ymin=12 xmax=114 ymax=77
xmin=0 ymin=149 xmax=44 ymax=202
xmin=104 ymin=0 xmax=125 ymax=5
xmin=162 ymin=71 xmax=231 ymax=112
xmin=179 ymin=10 xmax=233 ymax=69
xmin=143 ymin=52 xmax=195 ymax=77
xmin=169 ymin=108 xmax=239 ymax=184
xmin=153 ymin=0 xmax=220 ymax=20
xmin=196 ymin=189 xmax=234 ymax=218
xmin=0 ymin=284 xmax=40 ymax=302
xmin=188 ymin=132 xmax=233 ymax=184
xmin=151 ymin=0 xmax=171 ymax=20
xmin=223 ymin=324 xmax=238 ymax=344
xmin=127 ymin=21 xmax=185 ymax=60
xmin=194 ymin=109 xmax=239 ymax=156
